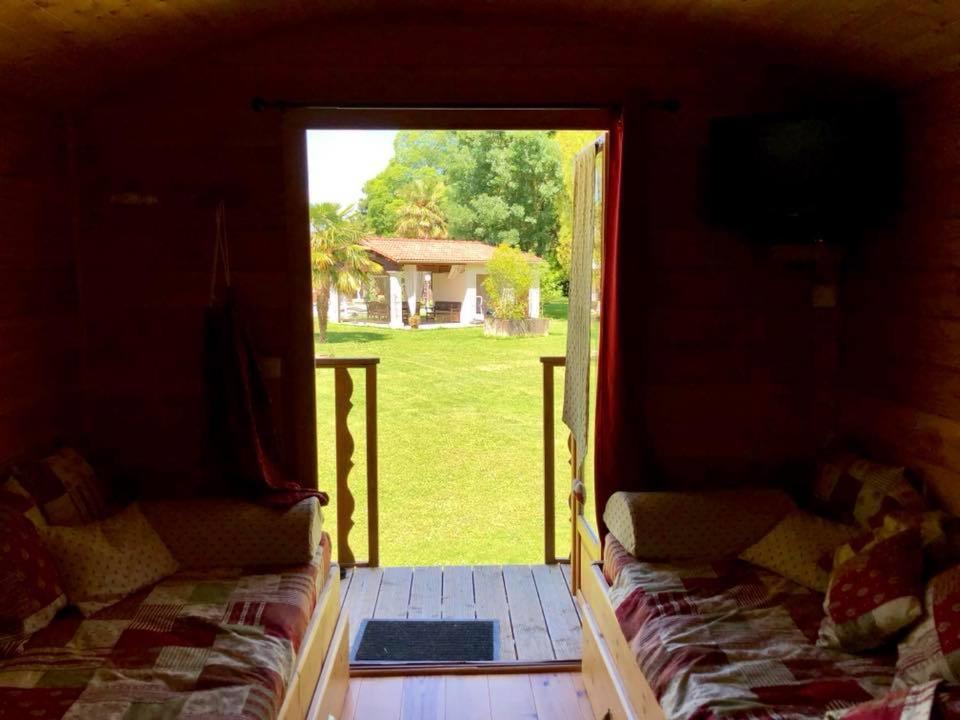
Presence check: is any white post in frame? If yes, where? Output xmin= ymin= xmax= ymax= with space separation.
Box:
xmin=404 ymin=265 xmax=419 ymax=316
xmin=528 ymin=268 xmax=541 ymax=319
xmin=462 ymin=268 xmax=477 ymax=324
xmin=328 ymin=288 xmax=341 ymax=323
xmin=388 ymin=271 xmax=404 ymax=329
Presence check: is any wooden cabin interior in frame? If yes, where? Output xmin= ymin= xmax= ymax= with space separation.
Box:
xmin=7 ymin=2 xmax=960 ymax=719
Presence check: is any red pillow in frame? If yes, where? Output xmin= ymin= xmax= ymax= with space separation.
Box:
xmin=896 ymin=564 xmax=960 ymax=686
xmin=813 ymin=450 xmax=926 ymax=528
xmin=0 ymin=508 xmax=67 ymax=656
xmin=819 ymin=527 xmax=924 ymax=652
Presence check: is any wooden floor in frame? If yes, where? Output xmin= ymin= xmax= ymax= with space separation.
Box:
xmin=340 ymin=672 xmax=593 ymax=720
xmin=340 ymin=565 xmax=581 ymax=662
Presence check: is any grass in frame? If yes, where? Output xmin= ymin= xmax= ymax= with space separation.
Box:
xmin=314 ymin=300 xmax=597 ymax=566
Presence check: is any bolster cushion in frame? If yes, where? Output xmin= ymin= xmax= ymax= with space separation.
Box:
xmin=142 ymin=497 xmax=323 ymax=569
xmin=603 ymin=489 xmax=796 ymax=561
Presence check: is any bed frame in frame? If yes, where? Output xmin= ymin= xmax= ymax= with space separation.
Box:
xmin=278 ymin=563 xmax=351 ymax=720
xmin=573 ymin=505 xmax=666 ymax=720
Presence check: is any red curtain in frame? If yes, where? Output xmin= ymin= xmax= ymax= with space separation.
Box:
xmin=594 ymin=111 xmax=637 ymax=541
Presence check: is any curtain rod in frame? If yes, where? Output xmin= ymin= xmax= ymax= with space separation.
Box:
xmin=250 ymin=98 xmax=624 ymax=113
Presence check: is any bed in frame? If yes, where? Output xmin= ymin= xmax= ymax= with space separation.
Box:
xmin=573 ymin=499 xmax=960 ymax=720
xmin=0 ymin=533 xmax=348 ymax=720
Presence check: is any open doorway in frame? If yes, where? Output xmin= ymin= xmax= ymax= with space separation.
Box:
xmin=300 ymin=116 xmax=608 ymax=668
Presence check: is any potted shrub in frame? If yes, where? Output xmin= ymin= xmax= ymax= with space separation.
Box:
xmin=482 ymin=244 xmax=549 ymax=337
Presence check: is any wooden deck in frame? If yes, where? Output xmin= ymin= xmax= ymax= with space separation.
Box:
xmin=340 ymin=565 xmax=581 ymax=662
xmin=340 ymin=672 xmax=593 ymax=720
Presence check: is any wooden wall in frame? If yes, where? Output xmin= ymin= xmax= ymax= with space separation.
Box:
xmin=621 ymin=105 xmax=826 ymax=490
xmin=72 ymin=19 xmax=864 ymax=495
xmin=0 ymin=109 xmax=77 ymax=465
xmin=837 ymin=76 xmax=960 ymax=514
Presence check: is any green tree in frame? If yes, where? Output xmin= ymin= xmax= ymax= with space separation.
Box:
xmin=360 ymin=163 xmax=441 ymax=235
xmin=395 ymin=178 xmax=449 ymax=238
xmin=483 ymin=244 xmax=534 ymax=320
xmin=360 ymin=131 xmax=563 ymax=257
xmin=445 ymin=131 xmax=563 ymax=257
xmin=310 ymin=203 xmax=382 ymax=343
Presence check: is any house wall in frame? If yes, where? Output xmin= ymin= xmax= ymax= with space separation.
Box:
xmin=432 ymin=267 xmax=470 ymax=305
xmin=72 ymin=18 xmax=869 ymax=495
xmin=0 ymin=109 xmax=78 ymax=464
xmin=836 ymin=76 xmax=960 ymax=514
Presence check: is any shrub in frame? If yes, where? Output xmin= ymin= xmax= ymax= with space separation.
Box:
xmin=483 ymin=244 xmax=533 ymax=320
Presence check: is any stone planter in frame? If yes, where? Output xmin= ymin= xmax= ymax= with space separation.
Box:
xmin=483 ymin=317 xmax=550 ymax=337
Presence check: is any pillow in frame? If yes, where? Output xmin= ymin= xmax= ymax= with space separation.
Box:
xmin=602 ymin=489 xmax=795 ymax=560
xmin=40 ymin=502 xmax=179 ymax=615
xmin=141 ymin=497 xmax=323 ymax=569
xmin=739 ymin=510 xmax=860 ymax=591
xmin=16 ymin=447 xmax=111 ymax=525
xmin=0 ymin=476 xmax=47 ymax=527
xmin=0 ymin=508 xmax=67 ymax=657
xmin=813 ymin=450 xmax=926 ymax=528
xmin=818 ymin=527 xmax=924 ymax=652
xmin=895 ymin=564 xmax=960 ymax=687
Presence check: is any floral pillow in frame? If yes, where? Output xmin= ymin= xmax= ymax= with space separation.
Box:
xmin=739 ymin=510 xmax=860 ymax=592
xmin=16 ymin=447 xmax=111 ymax=525
xmin=895 ymin=564 xmax=960 ymax=687
xmin=40 ymin=502 xmax=179 ymax=615
xmin=819 ymin=527 xmax=924 ymax=652
xmin=813 ymin=450 xmax=927 ymax=528
xmin=0 ymin=508 xmax=67 ymax=657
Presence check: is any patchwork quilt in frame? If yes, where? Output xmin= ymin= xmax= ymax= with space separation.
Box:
xmin=0 ymin=534 xmax=330 ymax=720
xmin=604 ymin=534 xmax=897 ymax=719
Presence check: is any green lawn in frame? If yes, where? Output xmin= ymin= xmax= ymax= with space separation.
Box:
xmin=314 ymin=301 xmax=597 ymax=566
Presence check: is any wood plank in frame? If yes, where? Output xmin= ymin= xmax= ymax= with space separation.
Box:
xmin=401 ymin=675 xmax=445 ymax=720
xmin=444 ymin=676 xmax=491 ymax=720
xmin=441 ymin=566 xmax=475 ymax=619
xmin=571 ymin=673 xmax=598 ymax=720
xmin=340 ymin=567 xmax=354 ymax=606
xmin=488 ymin=674 xmax=538 ymax=720
xmin=580 ymin=565 xmax=663 ymax=720
xmin=559 ymin=564 xmax=582 ymax=621
xmin=343 ymin=567 xmax=383 ymax=648
xmin=340 ymin=678 xmax=362 ymax=720
xmin=530 ymin=673 xmax=588 ymax=720
xmin=408 ymin=566 xmax=443 ymax=620
xmin=304 ymin=612 xmax=351 ymax=720
xmin=580 ymin=600 xmax=637 ymax=720
xmin=353 ymin=677 xmax=404 ymax=720
xmin=502 ymin=566 xmax=554 ymax=661
xmin=375 ymin=566 xmax=413 ymax=619
xmin=532 ymin=564 xmax=582 ymax=660
xmin=472 ymin=566 xmax=517 ymax=661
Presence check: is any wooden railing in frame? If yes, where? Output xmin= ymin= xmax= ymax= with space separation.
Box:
xmin=541 ymin=355 xmax=570 ymax=566
xmin=315 ymin=357 xmax=380 ymax=568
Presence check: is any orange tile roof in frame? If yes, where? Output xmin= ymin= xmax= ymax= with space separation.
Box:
xmin=360 ymin=236 xmax=543 ymax=265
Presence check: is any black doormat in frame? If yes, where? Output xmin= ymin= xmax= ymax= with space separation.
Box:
xmin=351 ymin=619 xmax=499 ymax=663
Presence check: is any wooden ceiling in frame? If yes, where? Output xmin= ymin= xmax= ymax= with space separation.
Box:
xmin=3 ymin=0 xmax=960 ymax=107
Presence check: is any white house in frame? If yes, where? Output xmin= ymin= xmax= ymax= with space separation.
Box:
xmin=327 ymin=237 xmax=543 ymax=328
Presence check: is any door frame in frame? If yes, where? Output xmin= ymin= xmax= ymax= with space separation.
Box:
xmin=282 ymin=103 xmax=618 ymax=497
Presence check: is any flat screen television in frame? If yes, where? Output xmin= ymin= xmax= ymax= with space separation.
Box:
xmin=704 ymin=100 xmax=903 ymax=245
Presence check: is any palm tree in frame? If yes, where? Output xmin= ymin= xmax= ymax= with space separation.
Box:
xmin=395 ymin=179 xmax=449 ymax=238
xmin=310 ymin=204 xmax=382 ymax=343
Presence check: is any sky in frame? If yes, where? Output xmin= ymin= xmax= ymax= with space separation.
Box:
xmin=306 ymin=129 xmax=397 ymax=209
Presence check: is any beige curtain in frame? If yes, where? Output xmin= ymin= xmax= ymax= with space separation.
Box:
xmin=563 ymin=143 xmax=597 ymax=482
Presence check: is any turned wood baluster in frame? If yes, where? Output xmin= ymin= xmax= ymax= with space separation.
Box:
xmin=334 ymin=366 xmax=356 ymax=567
